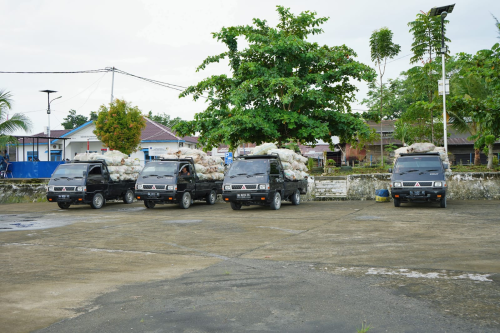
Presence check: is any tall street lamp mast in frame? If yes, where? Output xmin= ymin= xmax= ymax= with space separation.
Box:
xmin=40 ymin=90 xmax=62 ymax=161
xmin=429 ymin=3 xmax=455 ymax=155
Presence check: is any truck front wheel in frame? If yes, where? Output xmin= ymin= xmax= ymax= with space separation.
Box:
xmin=144 ymin=200 xmax=156 ymax=209
xmin=230 ymin=202 xmax=242 ymax=210
xmin=393 ymin=198 xmax=401 ymax=207
xmin=270 ymin=192 xmax=281 ymax=210
xmin=57 ymin=202 xmax=71 ymax=209
xmin=123 ymin=189 xmax=134 ymax=204
xmin=179 ymin=192 xmax=191 ymax=209
xmin=290 ymin=190 xmax=300 ymax=205
xmin=90 ymin=193 xmax=105 ymax=209
xmin=440 ymin=195 xmax=447 ymax=208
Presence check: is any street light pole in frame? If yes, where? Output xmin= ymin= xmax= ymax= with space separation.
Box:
xmin=429 ymin=4 xmax=455 ymax=155
xmin=40 ymin=90 xmax=61 ymax=161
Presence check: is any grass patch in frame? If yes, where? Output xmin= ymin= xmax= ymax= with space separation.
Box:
xmin=309 ymin=164 xmax=500 ymax=176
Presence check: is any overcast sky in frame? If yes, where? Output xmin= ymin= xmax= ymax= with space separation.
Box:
xmin=1 ymin=0 xmax=499 ymax=136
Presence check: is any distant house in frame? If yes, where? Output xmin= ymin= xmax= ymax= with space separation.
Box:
xmin=14 ymin=118 xmax=199 ymax=165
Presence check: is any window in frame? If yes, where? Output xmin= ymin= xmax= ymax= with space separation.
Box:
xmin=270 ymin=162 xmax=280 ymax=175
xmin=27 ymin=151 xmax=39 ymax=161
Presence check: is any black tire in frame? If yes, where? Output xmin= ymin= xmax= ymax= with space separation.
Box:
xmin=393 ymin=198 xmax=401 ymax=207
xmin=440 ymin=195 xmax=447 ymax=208
xmin=57 ymin=202 xmax=71 ymax=209
xmin=270 ymin=191 xmax=282 ymax=210
xmin=230 ymin=202 xmax=242 ymax=210
xmin=90 ymin=193 xmax=105 ymax=209
xmin=123 ymin=189 xmax=134 ymax=204
xmin=179 ymin=192 xmax=191 ymax=209
xmin=290 ymin=190 xmax=300 ymax=206
xmin=206 ymin=190 xmax=216 ymax=205
xmin=144 ymin=200 xmax=156 ymax=209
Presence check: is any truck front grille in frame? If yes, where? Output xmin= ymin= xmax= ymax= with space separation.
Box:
xmin=54 ymin=186 xmax=76 ymax=191
xmin=402 ymin=182 xmax=433 ymax=187
xmin=143 ymin=184 xmax=166 ymax=190
xmin=231 ymin=184 xmax=257 ymax=190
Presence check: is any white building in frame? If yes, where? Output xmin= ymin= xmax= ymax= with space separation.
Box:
xmin=15 ymin=118 xmax=199 ymax=165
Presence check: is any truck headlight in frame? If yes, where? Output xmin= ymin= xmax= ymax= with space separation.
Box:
xmin=137 ymin=184 xmax=143 ymax=190
xmin=259 ymin=184 xmax=268 ymax=190
xmin=76 ymin=186 xmax=86 ymax=192
xmin=167 ymin=185 xmax=176 ymax=190
xmin=434 ymin=181 xmax=442 ymax=187
xmin=224 ymin=185 xmax=231 ymax=191
xmin=393 ymin=182 xmax=402 ymax=188
xmin=47 ymin=185 xmax=54 ymax=192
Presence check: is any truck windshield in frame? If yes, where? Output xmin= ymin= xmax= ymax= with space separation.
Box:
xmin=394 ymin=157 xmax=443 ymax=173
xmin=227 ymin=160 xmax=269 ymax=177
xmin=52 ymin=164 xmax=88 ymax=178
xmin=141 ymin=162 xmax=178 ymax=176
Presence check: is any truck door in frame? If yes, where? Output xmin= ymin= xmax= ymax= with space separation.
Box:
xmin=269 ymin=161 xmax=283 ymax=194
xmin=87 ymin=164 xmax=108 ymax=196
xmin=178 ymin=163 xmax=195 ymax=195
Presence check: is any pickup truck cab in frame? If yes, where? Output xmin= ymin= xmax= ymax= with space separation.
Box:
xmin=389 ymin=153 xmax=448 ymax=208
xmin=134 ymin=158 xmax=222 ymax=209
xmin=222 ymin=154 xmax=308 ymax=210
xmin=46 ymin=160 xmax=135 ymax=209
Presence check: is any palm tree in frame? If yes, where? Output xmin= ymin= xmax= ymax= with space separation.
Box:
xmin=0 ymin=90 xmax=32 ymax=147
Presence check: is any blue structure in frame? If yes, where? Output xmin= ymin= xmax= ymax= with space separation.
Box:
xmin=8 ymin=161 xmax=66 ymax=178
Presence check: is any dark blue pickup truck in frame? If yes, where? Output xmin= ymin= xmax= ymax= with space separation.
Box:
xmin=389 ymin=153 xmax=448 ymax=208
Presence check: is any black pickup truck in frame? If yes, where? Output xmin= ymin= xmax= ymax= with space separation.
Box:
xmin=389 ymin=153 xmax=448 ymax=208
xmin=134 ymin=158 xmax=223 ymax=209
xmin=46 ymin=160 xmax=135 ymax=209
xmin=222 ymin=154 xmax=308 ymax=210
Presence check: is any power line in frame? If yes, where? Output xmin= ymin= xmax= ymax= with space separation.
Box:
xmin=0 ymin=69 xmax=108 ymax=74
xmin=387 ymin=53 xmax=413 ymax=64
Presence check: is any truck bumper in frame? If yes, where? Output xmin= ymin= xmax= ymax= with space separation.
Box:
xmin=47 ymin=192 xmax=87 ymax=204
xmin=135 ymin=190 xmax=179 ymax=204
xmin=391 ymin=188 xmax=446 ymax=202
xmin=222 ymin=191 xmax=271 ymax=205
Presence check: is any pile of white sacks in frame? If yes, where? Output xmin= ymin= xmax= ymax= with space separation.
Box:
xmin=251 ymin=143 xmax=309 ymax=181
xmin=394 ymin=143 xmax=450 ymax=167
xmin=159 ymin=148 xmax=225 ymax=181
xmin=74 ymin=150 xmax=142 ymax=181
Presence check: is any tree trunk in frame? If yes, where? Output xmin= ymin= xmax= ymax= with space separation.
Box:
xmin=487 ymin=143 xmax=493 ymax=169
xmin=474 ymin=148 xmax=481 ymax=166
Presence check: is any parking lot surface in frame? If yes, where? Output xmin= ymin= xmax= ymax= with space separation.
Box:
xmin=1 ymin=200 xmax=499 ymax=332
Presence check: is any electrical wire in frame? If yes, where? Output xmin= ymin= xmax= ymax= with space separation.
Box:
xmin=0 ymin=69 xmax=108 ymax=74
xmin=55 ymin=71 xmax=109 ymax=105
xmin=387 ymin=53 xmax=413 ymax=64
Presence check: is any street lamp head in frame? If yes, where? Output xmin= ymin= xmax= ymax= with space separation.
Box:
xmin=40 ymin=90 xmax=57 ymax=94
xmin=429 ymin=4 xmax=455 ymax=17
xmin=441 ymin=11 xmax=448 ymax=19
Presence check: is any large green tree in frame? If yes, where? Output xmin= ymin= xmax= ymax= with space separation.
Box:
xmin=362 ymin=78 xmax=413 ymax=121
xmin=0 ymin=90 xmax=32 ymax=147
xmin=93 ymin=99 xmax=146 ymax=155
xmin=174 ymin=6 xmax=376 ymax=151
xmin=146 ymin=111 xmax=182 ymax=128
xmin=61 ymin=109 xmax=89 ymax=129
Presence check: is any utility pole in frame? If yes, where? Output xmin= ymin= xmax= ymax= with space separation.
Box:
xmin=40 ymin=90 xmax=61 ymax=161
xmin=106 ymin=67 xmax=115 ymax=104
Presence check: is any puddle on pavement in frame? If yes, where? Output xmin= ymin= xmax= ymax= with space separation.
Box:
xmin=0 ymin=214 xmax=84 ymax=231
xmin=165 ymin=220 xmax=203 ymax=224
xmin=353 ymin=215 xmax=382 ymax=220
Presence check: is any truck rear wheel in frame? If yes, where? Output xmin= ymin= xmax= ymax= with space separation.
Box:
xmin=270 ymin=192 xmax=281 ymax=210
xmin=123 ymin=189 xmax=134 ymax=204
xmin=290 ymin=190 xmax=300 ymax=205
xmin=179 ymin=192 xmax=191 ymax=209
xmin=90 ymin=193 xmax=105 ymax=209
xmin=230 ymin=202 xmax=242 ymax=210
xmin=57 ymin=202 xmax=71 ymax=209
xmin=144 ymin=200 xmax=155 ymax=209
xmin=206 ymin=190 xmax=216 ymax=205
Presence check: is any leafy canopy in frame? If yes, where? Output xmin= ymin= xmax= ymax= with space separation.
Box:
xmin=0 ymin=90 xmax=32 ymax=147
xmin=408 ymin=11 xmax=450 ymax=64
xmin=146 ymin=111 xmax=182 ymax=128
xmin=174 ymin=6 xmax=376 ymax=151
xmin=61 ymin=109 xmax=89 ymax=129
xmin=93 ymin=99 xmax=146 ymax=155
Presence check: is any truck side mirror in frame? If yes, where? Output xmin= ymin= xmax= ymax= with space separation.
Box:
xmin=443 ymin=163 xmax=449 ymax=169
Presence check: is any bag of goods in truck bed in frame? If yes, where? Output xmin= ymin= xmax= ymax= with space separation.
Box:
xmin=74 ymin=151 xmax=142 ymax=181
xmin=252 ymin=143 xmax=309 ymax=181
xmin=159 ymin=148 xmax=225 ymax=181
xmin=393 ymin=143 xmax=450 ymax=167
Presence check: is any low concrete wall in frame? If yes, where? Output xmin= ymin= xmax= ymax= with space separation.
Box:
xmin=309 ymin=172 xmax=500 ymax=201
xmin=2 ymin=173 xmax=500 ymax=204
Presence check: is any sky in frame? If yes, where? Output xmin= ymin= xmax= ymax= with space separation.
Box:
xmin=1 ymin=0 xmax=499 ymax=136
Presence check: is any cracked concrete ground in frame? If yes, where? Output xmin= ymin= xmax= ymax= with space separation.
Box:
xmin=0 ymin=200 xmax=499 ymax=332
